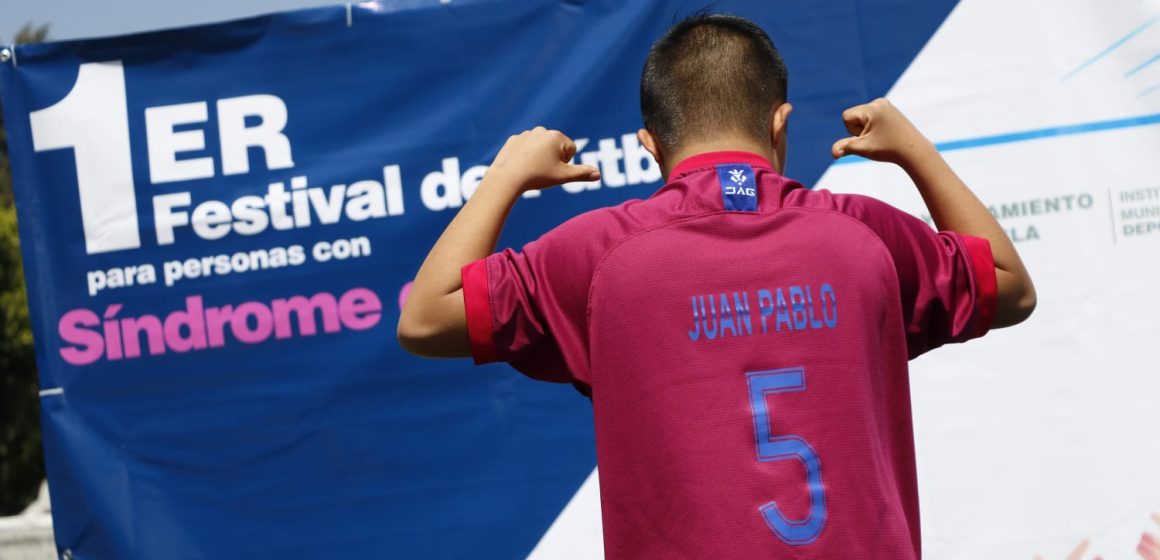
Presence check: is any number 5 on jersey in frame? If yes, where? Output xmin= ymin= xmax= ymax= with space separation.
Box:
xmin=746 ymin=367 xmax=827 ymax=545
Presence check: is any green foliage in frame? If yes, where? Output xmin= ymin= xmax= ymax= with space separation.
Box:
xmin=0 ymin=21 xmax=49 ymax=515
xmin=12 ymin=22 xmax=49 ymax=48
xmin=0 ymin=204 xmax=39 ymax=516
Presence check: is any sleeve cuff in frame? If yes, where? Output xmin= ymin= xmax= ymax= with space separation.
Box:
xmin=462 ymin=258 xmax=500 ymax=364
xmin=961 ymin=235 xmax=998 ymax=338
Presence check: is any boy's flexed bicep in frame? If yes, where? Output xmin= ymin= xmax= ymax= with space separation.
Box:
xmin=397 ymin=127 xmax=600 ymax=359
xmin=832 ymin=99 xmax=1035 ymax=330
xmin=462 ymin=210 xmax=615 ymax=387
xmin=839 ymin=194 xmax=998 ymax=359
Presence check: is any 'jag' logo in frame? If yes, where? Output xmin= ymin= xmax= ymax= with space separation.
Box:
xmin=717 ymin=163 xmax=758 ymax=211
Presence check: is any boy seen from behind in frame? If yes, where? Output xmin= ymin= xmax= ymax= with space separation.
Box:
xmin=399 ymin=13 xmax=1035 ymax=559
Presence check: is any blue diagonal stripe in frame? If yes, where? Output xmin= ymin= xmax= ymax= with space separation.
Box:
xmin=1126 ymin=52 xmax=1160 ymax=77
xmin=835 ymin=112 xmax=1160 ymax=166
xmin=1140 ymin=83 xmax=1160 ymax=97
xmin=1062 ymin=15 xmax=1159 ymax=81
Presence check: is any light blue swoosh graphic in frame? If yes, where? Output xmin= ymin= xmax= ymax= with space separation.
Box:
xmin=1140 ymin=82 xmax=1160 ymax=97
xmin=835 ymin=112 xmax=1160 ymax=165
xmin=1061 ymin=15 xmax=1159 ymax=81
xmin=1125 ymin=52 xmax=1160 ymax=76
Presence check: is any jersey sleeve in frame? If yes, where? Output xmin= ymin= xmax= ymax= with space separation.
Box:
xmin=460 ymin=212 xmax=606 ymax=388
xmin=837 ymin=194 xmax=998 ymax=358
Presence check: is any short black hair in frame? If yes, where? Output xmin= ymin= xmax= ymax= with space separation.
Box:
xmin=640 ymin=13 xmax=789 ymax=152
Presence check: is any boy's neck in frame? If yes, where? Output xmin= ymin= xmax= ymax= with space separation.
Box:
xmin=663 ymin=138 xmax=780 ymax=179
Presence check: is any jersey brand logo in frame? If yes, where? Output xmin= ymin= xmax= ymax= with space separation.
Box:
xmin=716 ymin=163 xmax=758 ymax=212
xmin=724 ymin=185 xmax=756 ymax=196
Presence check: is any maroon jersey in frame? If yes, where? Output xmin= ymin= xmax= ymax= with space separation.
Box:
xmin=462 ymin=151 xmax=996 ymax=559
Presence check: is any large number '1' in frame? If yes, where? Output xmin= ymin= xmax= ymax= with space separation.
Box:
xmin=746 ymin=367 xmax=827 ymax=545
xmin=29 ymin=61 xmax=139 ymax=254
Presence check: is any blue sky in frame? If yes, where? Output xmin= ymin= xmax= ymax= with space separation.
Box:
xmin=1 ymin=0 xmax=341 ymax=43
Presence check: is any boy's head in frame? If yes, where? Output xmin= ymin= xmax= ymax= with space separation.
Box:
xmin=637 ymin=14 xmax=792 ymax=175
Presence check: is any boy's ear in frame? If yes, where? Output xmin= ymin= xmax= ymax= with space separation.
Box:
xmin=771 ymin=102 xmax=793 ymax=172
xmin=638 ymin=128 xmax=663 ymax=168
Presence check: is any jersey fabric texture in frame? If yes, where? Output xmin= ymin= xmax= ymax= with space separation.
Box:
xmin=461 ymin=151 xmax=997 ymax=559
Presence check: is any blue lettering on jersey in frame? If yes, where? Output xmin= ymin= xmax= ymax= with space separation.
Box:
xmin=757 ymin=290 xmax=774 ymax=333
xmin=687 ymin=284 xmax=838 ymax=343
xmin=733 ymin=292 xmax=753 ymax=336
xmin=789 ymin=287 xmax=808 ymax=330
xmin=719 ymin=294 xmax=737 ymax=338
xmin=775 ymin=289 xmax=792 ymax=332
xmin=820 ymin=284 xmax=838 ymax=328
xmin=716 ymin=164 xmax=758 ymax=212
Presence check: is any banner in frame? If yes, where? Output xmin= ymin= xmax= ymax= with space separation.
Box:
xmin=815 ymin=2 xmax=1160 ymax=558
xmin=15 ymin=0 xmax=1155 ymax=558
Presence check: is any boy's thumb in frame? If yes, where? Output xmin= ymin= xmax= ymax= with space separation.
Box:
xmin=831 ymin=136 xmax=864 ymax=159
xmin=563 ymin=163 xmax=601 ymax=182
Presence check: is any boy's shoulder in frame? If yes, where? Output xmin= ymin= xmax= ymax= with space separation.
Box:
xmin=526 ymin=195 xmax=667 ymax=259
xmin=779 ymin=185 xmax=930 ymax=236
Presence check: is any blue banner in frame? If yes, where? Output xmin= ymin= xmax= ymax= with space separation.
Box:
xmin=0 ymin=1 xmax=954 ymax=557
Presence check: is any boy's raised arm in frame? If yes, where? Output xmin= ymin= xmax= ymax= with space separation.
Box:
xmin=832 ymin=99 xmax=1037 ymax=328
xmin=397 ymin=128 xmax=600 ymax=357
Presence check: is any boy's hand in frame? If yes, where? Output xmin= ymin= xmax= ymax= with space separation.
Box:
xmin=831 ymin=98 xmax=935 ymax=168
xmin=398 ymin=126 xmax=600 ymax=358
xmin=486 ymin=127 xmax=601 ymax=194
xmin=834 ymin=98 xmax=1037 ymax=328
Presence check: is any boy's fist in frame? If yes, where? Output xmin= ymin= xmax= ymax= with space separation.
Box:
xmin=488 ymin=127 xmax=601 ymax=193
xmin=831 ymin=98 xmax=935 ymax=166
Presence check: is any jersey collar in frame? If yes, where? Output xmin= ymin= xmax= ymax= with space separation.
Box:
xmin=668 ymin=150 xmax=774 ymax=180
